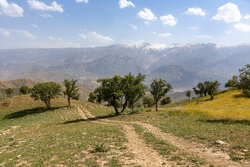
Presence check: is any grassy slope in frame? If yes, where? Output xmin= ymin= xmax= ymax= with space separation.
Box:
xmin=0 ymin=90 xmax=249 ymax=165
xmin=109 ymin=90 xmax=250 ymax=162
xmin=0 ymin=95 xmax=126 ymax=167
xmin=185 ymin=89 xmax=250 ymax=120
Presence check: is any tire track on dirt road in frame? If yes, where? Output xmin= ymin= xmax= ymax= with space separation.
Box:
xmin=76 ymin=105 xmax=172 ymax=167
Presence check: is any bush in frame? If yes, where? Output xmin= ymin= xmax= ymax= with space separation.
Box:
xmin=142 ymin=96 xmax=154 ymax=108
xmin=161 ymin=97 xmax=171 ymax=105
xmin=4 ymin=88 xmax=14 ymax=97
xmin=88 ymin=92 xmax=96 ymax=103
xmin=19 ymin=86 xmax=30 ymax=94
xmin=94 ymin=143 xmax=108 ymax=152
xmin=129 ymin=107 xmax=143 ymax=115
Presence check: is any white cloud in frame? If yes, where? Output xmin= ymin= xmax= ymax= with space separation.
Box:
xmin=40 ymin=14 xmax=52 ymax=18
xmin=160 ymin=14 xmax=177 ymax=26
xmin=28 ymin=0 xmax=63 ymax=12
xmin=0 ymin=27 xmax=10 ymax=37
xmin=234 ymin=23 xmax=250 ymax=32
xmin=0 ymin=0 xmax=23 ymax=17
xmin=196 ymin=35 xmax=212 ymax=39
xmin=12 ymin=30 xmax=37 ymax=39
xmin=130 ymin=24 xmax=137 ymax=30
xmin=0 ymin=27 xmax=36 ymax=39
xmin=144 ymin=21 xmax=150 ymax=25
xmin=76 ymin=0 xmax=88 ymax=3
xmin=185 ymin=7 xmax=206 ymax=16
xmin=119 ymin=0 xmax=134 ymax=8
xmin=137 ymin=8 xmax=157 ymax=21
xmin=212 ymin=3 xmax=241 ymax=23
xmin=89 ymin=32 xmax=114 ymax=42
xmin=79 ymin=33 xmax=87 ymax=39
xmin=244 ymin=15 xmax=250 ymax=19
xmin=32 ymin=24 xmax=38 ymax=28
xmin=153 ymin=32 xmax=172 ymax=37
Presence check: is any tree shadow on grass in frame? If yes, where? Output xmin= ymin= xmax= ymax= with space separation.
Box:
xmin=63 ymin=113 xmax=119 ymax=124
xmin=198 ymin=119 xmax=250 ymax=125
xmin=4 ymin=107 xmax=64 ymax=119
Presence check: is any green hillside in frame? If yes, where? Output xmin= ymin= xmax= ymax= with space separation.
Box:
xmin=0 ymin=92 xmax=249 ymax=166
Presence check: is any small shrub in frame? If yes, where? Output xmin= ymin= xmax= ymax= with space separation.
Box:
xmin=142 ymin=96 xmax=154 ymax=108
xmin=161 ymin=97 xmax=171 ymax=105
xmin=19 ymin=86 xmax=30 ymax=94
xmin=94 ymin=143 xmax=108 ymax=152
xmin=129 ymin=107 xmax=143 ymax=115
xmin=145 ymin=108 xmax=152 ymax=112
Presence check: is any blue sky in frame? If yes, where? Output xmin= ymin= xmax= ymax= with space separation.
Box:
xmin=0 ymin=0 xmax=250 ymax=49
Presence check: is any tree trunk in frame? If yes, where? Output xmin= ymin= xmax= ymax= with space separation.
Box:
xmin=121 ymin=100 xmax=127 ymax=113
xmin=155 ymin=101 xmax=158 ymax=111
xmin=45 ymin=100 xmax=51 ymax=110
xmin=68 ymin=96 xmax=71 ymax=106
xmin=210 ymin=95 xmax=214 ymax=100
xmin=114 ymin=106 xmax=119 ymax=115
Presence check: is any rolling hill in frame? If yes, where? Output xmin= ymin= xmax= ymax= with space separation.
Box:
xmin=0 ymin=89 xmax=249 ymax=166
xmin=0 ymin=79 xmax=93 ymax=100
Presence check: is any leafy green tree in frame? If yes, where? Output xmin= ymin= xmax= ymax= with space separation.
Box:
xmin=31 ymin=82 xmax=61 ymax=109
xmin=225 ymin=75 xmax=238 ymax=89
xmin=5 ymin=88 xmax=14 ymax=97
xmin=19 ymin=86 xmax=30 ymax=94
xmin=207 ymin=81 xmax=220 ymax=100
xmin=150 ymin=79 xmax=172 ymax=111
xmin=94 ymin=75 xmax=124 ymax=114
xmin=88 ymin=92 xmax=96 ymax=103
xmin=142 ymin=96 xmax=154 ymax=108
xmin=161 ymin=97 xmax=171 ymax=105
xmin=203 ymin=81 xmax=210 ymax=96
xmin=93 ymin=73 xmax=147 ymax=114
xmin=225 ymin=64 xmax=249 ymax=96
xmin=122 ymin=73 xmax=147 ymax=112
xmin=238 ymin=64 xmax=250 ymax=95
xmin=185 ymin=90 xmax=192 ymax=99
xmin=193 ymin=82 xmax=206 ymax=97
xmin=63 ymin=79 xmax=79 ymax=106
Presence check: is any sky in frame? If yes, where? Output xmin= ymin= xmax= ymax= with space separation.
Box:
xmin=0 ymin=0 xmax=250 ymax=49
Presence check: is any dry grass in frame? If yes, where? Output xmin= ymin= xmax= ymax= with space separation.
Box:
xmin=185 ymin=90 xmax=250 ymax=120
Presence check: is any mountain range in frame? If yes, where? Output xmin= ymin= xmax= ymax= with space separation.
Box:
xmin=0 ymin=43 xmax=249 ymax=92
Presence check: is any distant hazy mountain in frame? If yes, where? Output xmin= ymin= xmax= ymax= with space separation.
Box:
xmin=0 ymin=43 xmax=249 ymax=91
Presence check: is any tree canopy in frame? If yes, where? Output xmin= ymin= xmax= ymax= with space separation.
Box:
xmin=226 ymin=64 xmax=250 ymax=96
xmin=93 ymin=73 xmax=147 ymax=114
xmin=193 ymin=81 xmax=220 ymax=100
xmin=63 ymin=79 xmax=79 ymax=106
xmin=185 ymin=90 xmax=192 ymax=99
xmin=19 ymin=86 xmax=30 ymax=95
xmin=31 ymin=82 xmax=61 ymax=109
xmin=150 ymin=79 xmax=172 ymax=111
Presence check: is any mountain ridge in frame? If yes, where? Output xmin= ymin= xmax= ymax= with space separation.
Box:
xmin=0 ymin=43 xmax=249 ymax=91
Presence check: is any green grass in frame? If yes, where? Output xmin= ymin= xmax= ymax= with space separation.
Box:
xmin=133 ymin=124 xmax=205 ymax=166
xmin=1 ymin=90 xmax=249 ymax=165
xmin=0 ymin=95 xmax=126 ymax=166
xmin=108 ymin=91 xmax=250 ymax=162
